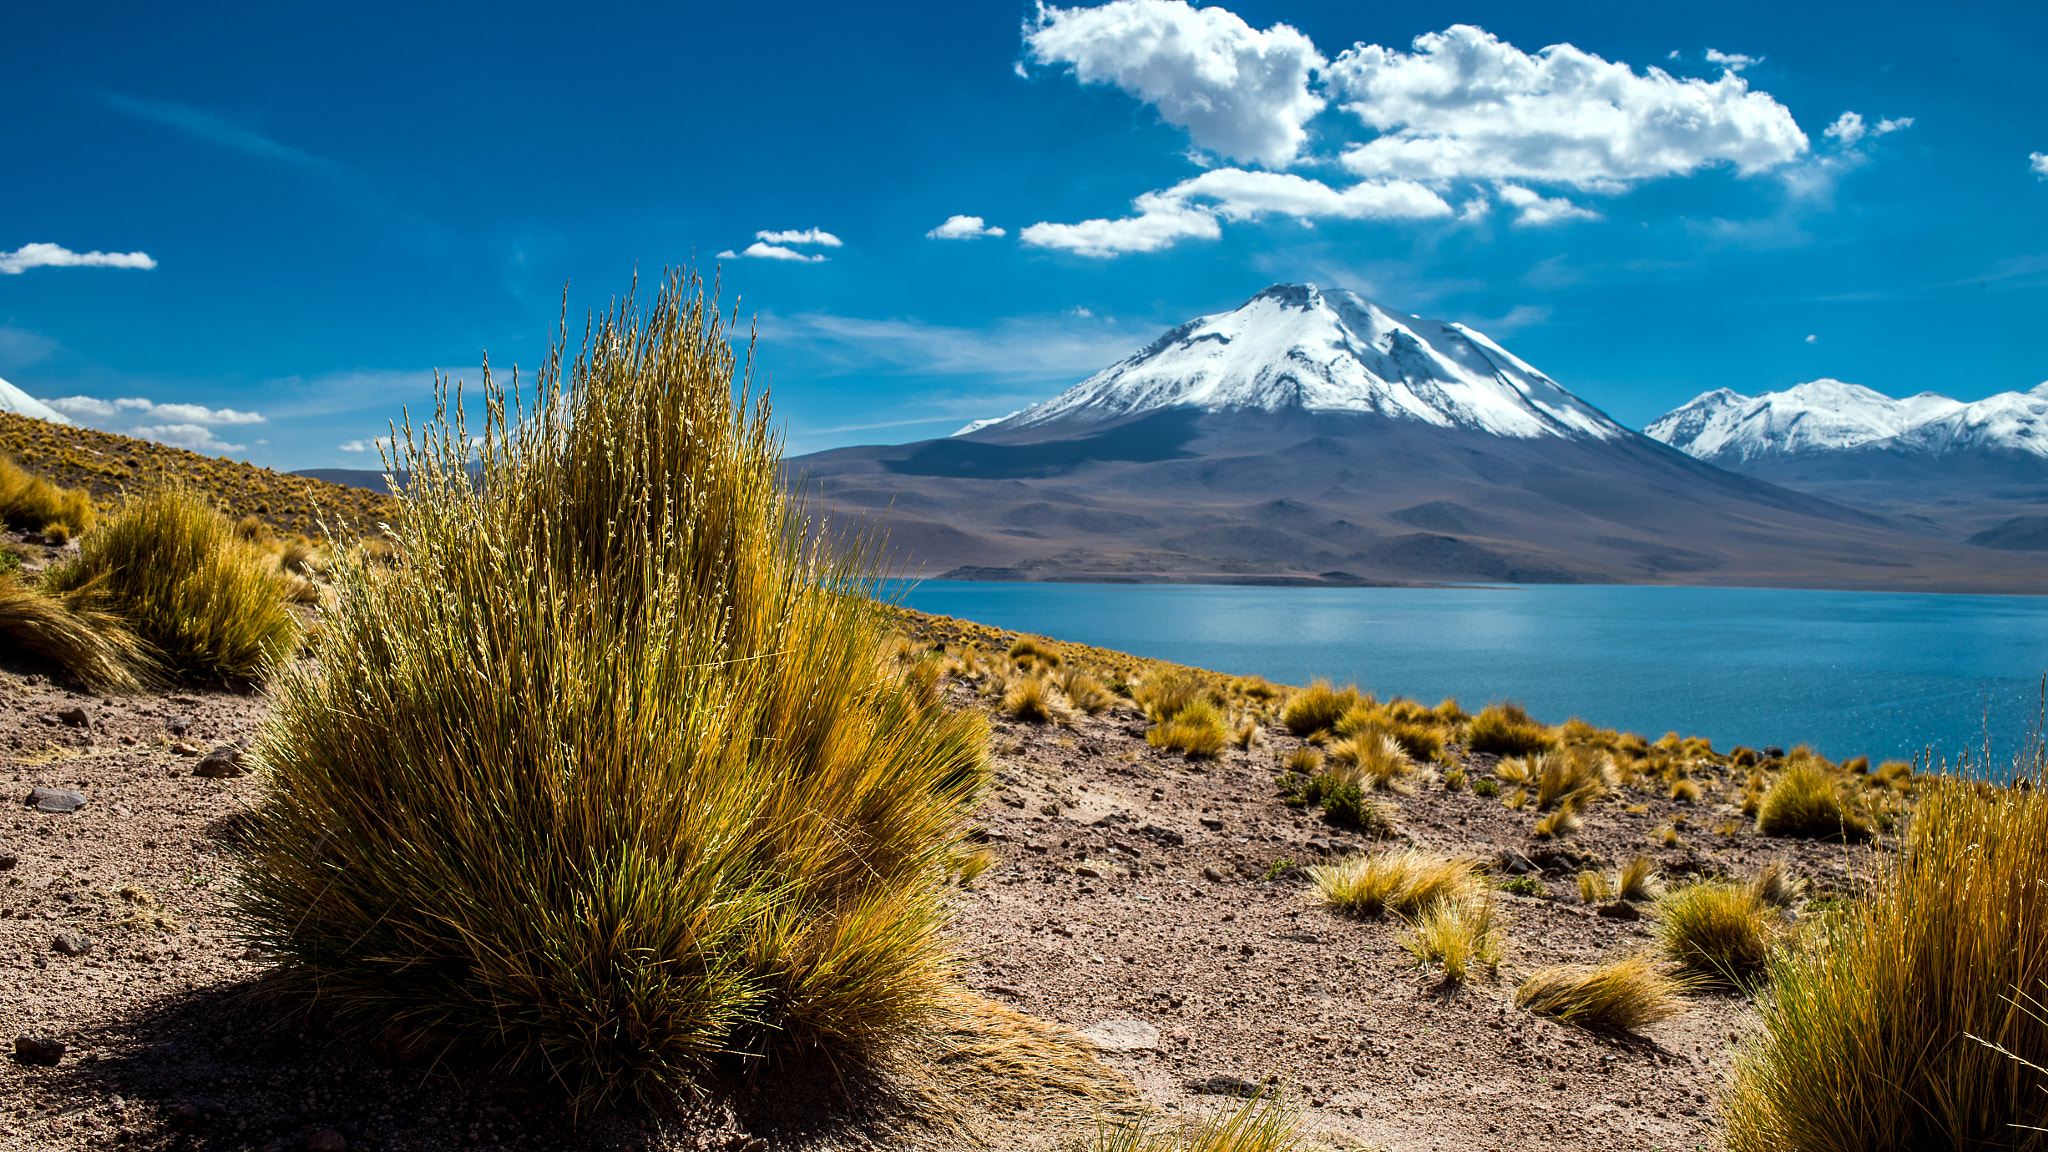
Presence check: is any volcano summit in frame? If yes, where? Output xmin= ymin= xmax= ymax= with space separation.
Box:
xmin=796 ymin=285 xmax=2034 ymax=591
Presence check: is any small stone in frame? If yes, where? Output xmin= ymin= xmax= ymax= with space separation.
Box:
xmin=1596 ymin=901 xmax=1643 ymax=921
xmin=1199 ymin=816 xmax=1224 ymax=830
xmin=169 ymin=742 xmax=202 ymax=757
xmin=170 ymin=1103 xmax=202 ymax=1129
xmin=1080 ymin=1018 xmax=1160 ymax=1051
xmin=1202 ymin=865 xmax=1228 ymax=882
xmin=193 ymin=739 xmax=251 ymax=779
xmin=167 ymin=717 xmax=193 ymax=736
xmin=55 ymin=707 xmax=92 ymax=728
xmin=1188 ymin=1074 xmax=1263 ymax=1097
xmin=26 ymin=787 xmax=86 ymax=814
xmin=13 ymin=1034 xmax=65 ymax=1065
xmin=52 ymin=931 xmax=92 ymax=956
xmin=0 ymin=852 xmax=16 ymax=870
xmin=1074 ymin=864 xmax=1104 ymax=879
xmin=308 ymin=1129 xmax=349 ymax=1152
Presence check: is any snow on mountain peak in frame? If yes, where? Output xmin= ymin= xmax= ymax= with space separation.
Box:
xmin=0 ymin=376 xmax=70 ymax=425
xmin=1647 ymin=378 xmax=2048 ymax=462
xmin=965 ymin=284 xmax=1626 ymax=441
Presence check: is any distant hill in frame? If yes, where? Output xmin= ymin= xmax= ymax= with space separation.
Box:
xmin=1646 ymin=379 xmax=2048 ymax=541
xmin=786 ymin=284 xmax=2047 ymax=593
xmin=0 ymin=411 xmax=395 ymax=541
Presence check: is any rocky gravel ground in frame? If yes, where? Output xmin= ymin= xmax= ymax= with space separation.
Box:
xmin=0 ymin=615 xmax=1874 ymax=1152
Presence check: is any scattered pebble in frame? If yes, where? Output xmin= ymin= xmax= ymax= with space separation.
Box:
xmin=25 ymin=787 xmax=86 ymax=814
xmin=12 ymin=1035 xmax=65 ymax=1066
xmin=51 ymin=931 xmax=93 ymax=957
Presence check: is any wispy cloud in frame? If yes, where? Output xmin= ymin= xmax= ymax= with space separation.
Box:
xmin=2032 ymin=152 xmax=2048 ymax=179
xmin=103 ymin=92 xmax=326 ymax=166
xmin=755 ymin=227 xmax=842 ymax=247
xmin=43 ymin=394 xmax=264 ymax=453
xmin=719 ymin=242 xmax=829 ymax=263
xmin=0 ymin=243 xmax=155 ymax=275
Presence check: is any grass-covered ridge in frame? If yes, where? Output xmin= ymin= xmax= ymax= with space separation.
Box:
xmin=0 ymin=409 xmax=393 ymax=542
xmin=236 ymin=273 xmax=992 ymax=1108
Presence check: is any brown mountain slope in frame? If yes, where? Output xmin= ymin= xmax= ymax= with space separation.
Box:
xmin=0 ymin=412 xmax=394 ymax=541
xmin=789 ymin=409 xmax=2047 ymax=593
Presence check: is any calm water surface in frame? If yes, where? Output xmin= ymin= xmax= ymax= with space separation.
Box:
xmin=892 ymin=581 xmax=2048 ymax=767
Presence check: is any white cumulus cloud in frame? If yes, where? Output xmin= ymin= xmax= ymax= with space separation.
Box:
xmin=0 ymin=243 xmax=157 ymax=275
xmin=2033 ymin=152 xmax=2048 ymax=179
xmin=1704 ymin=49 xmax=1759 ymax=72
xmin=1021 ymin=168 xmax=1451 ymax=257
xmin=755 ymin=227 xmax=842 ymax=247
xmin=718 ymin=242 xmax=829 ymax=263
xmin=1823 ymin=111 xmax=1913 ymax=148
xmin=1498 ymin=185 xmax=1603 ymax=226
xmin=41 ymin=395 xmax=264 ymax=454
xmin=1326 ymin=25 xmax=1809 ymax=190
xmin=927 ymin=215 xmax=1007 ymax=240
xmin=1025 ymin=0 xmax=1326 ymax=168
xmin=130 ymin=423 xmax=248 ymax=453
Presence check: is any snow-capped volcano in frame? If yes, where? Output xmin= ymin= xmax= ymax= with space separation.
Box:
xmin=960 ymin=284 xmax=1626 ymax=442
xmin=1647 ymin=379 xmax=2048 ymax=464
xmin=0 ymin=376 xmax=69 ymax=426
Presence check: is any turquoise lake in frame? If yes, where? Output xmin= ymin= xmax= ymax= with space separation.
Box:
xmin=892 ymin=581 xmax=2048 ymax=769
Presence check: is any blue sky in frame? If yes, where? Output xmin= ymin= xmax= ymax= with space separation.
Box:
xmin=2 ymin=0 xmax=2044 ymax=467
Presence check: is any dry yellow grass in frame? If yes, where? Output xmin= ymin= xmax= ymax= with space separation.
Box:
xmin=1311 ymin=849 xmax=1479 ymax=919
xmin=1516 ymin=955 xmax=1690 ymax=1032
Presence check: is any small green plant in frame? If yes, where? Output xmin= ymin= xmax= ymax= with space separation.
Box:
xmin=1497 ymin=875 xmax=1545 ymax=897
xmin=1313 ymin=783 xmax=1397 ymax=838
xmin=1262 ymin=857 xmax=1298 ymax=882
xmin=1516 ymin=955 xmax=1689 ymax=1032
xmin=1473 ymin=776 xmax=1501 ymax=798
xmin=1442 ymin=766 xmax=1467 ymax=791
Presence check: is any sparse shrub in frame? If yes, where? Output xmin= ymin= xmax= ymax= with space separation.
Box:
xmin=1473 ymin=776 xmax=1501 ymax=798
xmin=1400 ymin=894 xmax=1502 ymax=981
xmin=1094 ymin=1089 xmax=1303 ymax=1152
xmin=1326 ymin=731 xmax=1415 ymax=793
xmin=0 ymin=576 xmax=156 ymax=692
xmin=1004 ymin=673 xmax=1076 ymax=726
xmin=1055 ymin=667 xmax=1115 ymax=715
xmin=1007 ymin=635 xmax=1061 ymax=668
xmin=1516 ymin=955 xmax=1689 ymax=1032
xmin=1148 ymin=696 xmax=1228 ymax=758
xmin=1442 ymin=766 xmax=1466 ymax=792
xmin=1281 ymin=679 xmax=1357 ymax=736
xmin=1312 ymin=782 xmax=1397 ymax=838
xmin=1747 ymin=859 xmax=1807 ymax=908
xmin=1756 ymin=759 xmax=1871 ymax=841
xmin=1534 ymin=749 xmax=1614 ymax=810
xmin=1617 ymin=854 xmax=1662 ymax=901
xmin=42 ymin=486 xmax=298 ymax=685
xmin=1577 ymin=870 xmax=1614 ymax=904
xmin=1497 ymin=875 xmax=1544 ymax=897
xmin=1312 ymin=849 xmax=1478 ymax=918
xmin=1725 ymin=773 xmax=2048 ymax=1150
xmin=235 ymin=273 xmax=991 ymax=1109
xmin=1655 ymin=881 xmax=1777 ymax=984
xmin=1533 ymin=805 xmax=1583 ymax=840
xmin=1466 ymin=701 xmax=1555 ymax=757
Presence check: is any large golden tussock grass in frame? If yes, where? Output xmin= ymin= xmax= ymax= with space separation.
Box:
xmin=0 ymin=453 xmax=95 ymax=534
xmin=1723 ymin=772 xmax=2048 ymax=1150
xmin=40 ymin=486 xmax=298 ymax=685
xmin=1516 ymin=955 xmax=1689 ymax=1032
xmin=0 ymin=576 xmax=157 ymax=692
xmin=234 ymin=272 xmax=990 ymax=1109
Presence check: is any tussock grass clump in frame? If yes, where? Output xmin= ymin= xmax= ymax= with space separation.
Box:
xmin=1148 ymin=696 xmax=1228 ymax=758
xmin=1655 ymin=881 xmax=1778 ymax=985
xmin=1747 ymin=858 xmax=1807 ymax=908
xmin=235 ymin=274 xmax=990 ymax=1109
xmin=1577 ymin=870 xmax=1615 ymax=904
xmin=42 ymin=486 xmax=297 ymax=685
xmin=1326 ymin=731 xmax=1416 ymax=793
xmin=1055 ymin=667 xmax=1115 ymax=715
xmin=1617 ymin=854 xmax=1663 ymax=902
xmin=0 ymin=576 xmax=157 ymax=692
xmin=0 ymin=453 xmax=95 ymax=534
xmin=1532 ymin=749 xmax=1614 ymax=810
xmin=1756 ymin=758 xmax=1872 ymax=841
xmin=1007 ymin=635 xmax=1061 ymax=669
xmin=1400 ymin=894 xmax=1502 ymax=982
xmin=1533 ymin=806 xmax=1583 ymax=839
xmin=1094 ymin=1091 xmax=1303 ymax=1152
xmin=1003 ymin=673 xmax=1077 ymax=726
xmin=1311 ymin=849 xmax=1478 ymax=919
xmin=1465 ymin=701 xmax=1555 ymax=756
xmin=1280 ymin=679 xmax=1358 ymax=736
xmin=1516 ymin=955 xmax=1689 ymax=1032
xmin=1724 ymin=772 xmax=2048 ymax=1151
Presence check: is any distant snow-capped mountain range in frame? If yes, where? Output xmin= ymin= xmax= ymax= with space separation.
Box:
xmin=1646 ymin=379 xmax=2048 ymax=464
xmin=958 ymin=283 xmax=1626 ymax=443
xmin=0 ymin=376 xmax=70 ymax=425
